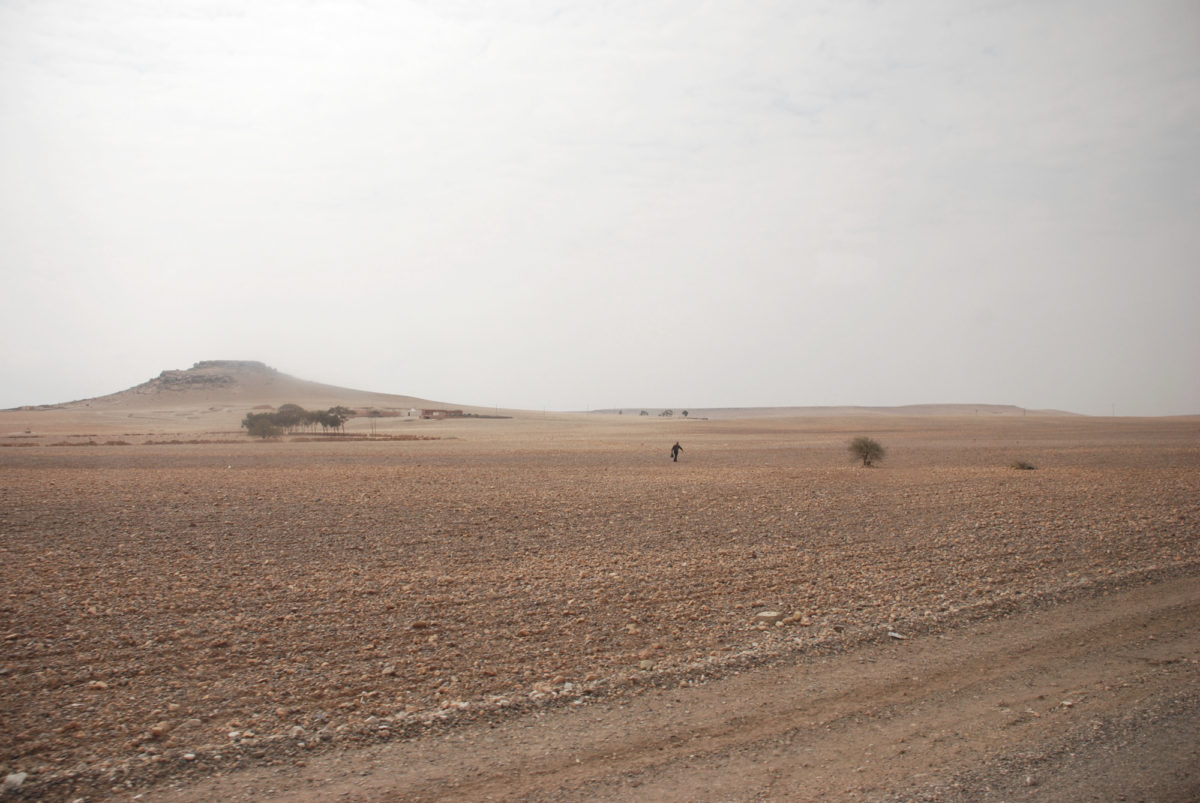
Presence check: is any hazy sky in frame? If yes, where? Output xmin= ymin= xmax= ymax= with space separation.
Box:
xmin=2 ymin=1 xmax=1198 ymax=415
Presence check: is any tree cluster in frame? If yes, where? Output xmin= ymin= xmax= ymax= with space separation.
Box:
xmin=241 ymin=404 xmax=355 ymax=439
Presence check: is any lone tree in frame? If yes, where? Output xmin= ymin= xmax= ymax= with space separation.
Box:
xmin=848 ymin=436 xmax=886 ymax=467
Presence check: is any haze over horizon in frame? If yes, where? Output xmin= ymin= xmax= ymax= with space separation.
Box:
xmin=3 ymin=2 xmax=1198 ymax=416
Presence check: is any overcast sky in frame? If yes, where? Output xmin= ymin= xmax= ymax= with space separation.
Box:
xmin=2 ymin=1 xmax=1197 ymax=415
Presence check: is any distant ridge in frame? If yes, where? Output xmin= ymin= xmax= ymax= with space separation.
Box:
xmin=596 ymin=404 xmax=1078 ymax=418
xmin=10 ymin=361 xmax=1078 ymax=418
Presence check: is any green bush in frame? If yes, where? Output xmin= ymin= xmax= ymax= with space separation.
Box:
xmin=241 ymin=412 xmax=283 ymax=439
xmin=848 ymin=436 xmax=886 ymax=467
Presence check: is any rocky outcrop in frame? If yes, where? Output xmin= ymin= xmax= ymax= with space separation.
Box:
xmin=129 ymin=361 xmax=278 ymax=395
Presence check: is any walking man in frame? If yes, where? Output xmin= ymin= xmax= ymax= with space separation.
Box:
xmin=670 ymin=442 xmax=683 ymax=462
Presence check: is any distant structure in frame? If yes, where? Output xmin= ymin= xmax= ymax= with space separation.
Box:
xmin=421 ymin=409 xmax=464 ymax=420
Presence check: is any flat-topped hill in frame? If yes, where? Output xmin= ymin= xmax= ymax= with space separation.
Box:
xmin=12 ymin=361 xmax=443 ymax=413
xmin=1 ymin=361 xmax=486 ymax=437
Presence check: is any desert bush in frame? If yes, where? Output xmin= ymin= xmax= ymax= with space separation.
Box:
xmin=848 ymin=436 xmax=886 ymax=467
xmin=242 ymin=412 xmax=283 ymax=439
xmin=1011 ymin=460 xmax=1037 ymax=470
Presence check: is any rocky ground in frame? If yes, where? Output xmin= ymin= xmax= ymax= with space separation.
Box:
xmin=159 ymin=573 xmax=1200 ymax=802
xmin=1 ymin=414 xmax=1197 ymax=801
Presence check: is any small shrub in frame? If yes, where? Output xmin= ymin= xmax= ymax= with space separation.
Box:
xmin=848 ymin=436 xmax=886 ymax=467
xmin=1011 ymin=460 xmax=1037 ymax=470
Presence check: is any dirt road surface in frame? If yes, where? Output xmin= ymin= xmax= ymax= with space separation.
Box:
xmin=160 ymin=573 xmax=1199 ymax=802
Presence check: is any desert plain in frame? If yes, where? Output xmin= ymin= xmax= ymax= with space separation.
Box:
xmin=2 ymin=366 xmax=1198 ymax=801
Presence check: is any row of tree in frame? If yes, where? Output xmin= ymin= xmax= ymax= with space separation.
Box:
xmin=241 ymin=404 xmax=355 ymax=439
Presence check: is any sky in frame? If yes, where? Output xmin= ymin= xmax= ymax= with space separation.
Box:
xmin=2 ymin=1 xmax=1198 ymax=416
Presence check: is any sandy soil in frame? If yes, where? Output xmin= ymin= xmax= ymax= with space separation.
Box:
xmin=2 ymin=409 xmax=1198 ymax=801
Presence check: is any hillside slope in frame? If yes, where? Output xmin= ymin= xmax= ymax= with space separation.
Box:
xmin=18 ymin=361 xmax=447 ymax=413
xmin=1 ymin=361 xmax=485 ymax=436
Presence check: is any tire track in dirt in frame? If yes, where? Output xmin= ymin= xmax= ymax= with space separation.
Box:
xmin=162 ymin=574 xmax=1200 ymax=802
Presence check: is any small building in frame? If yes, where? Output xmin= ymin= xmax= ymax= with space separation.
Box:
xmin=420 ymin=408 xmax=460 ymax=420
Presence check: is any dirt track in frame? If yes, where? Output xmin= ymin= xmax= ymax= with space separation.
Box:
xmin=2 ymin=412 xmax=1198 ymax=801
xmin=164 ymin=573 xmax=1200 ymax=802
